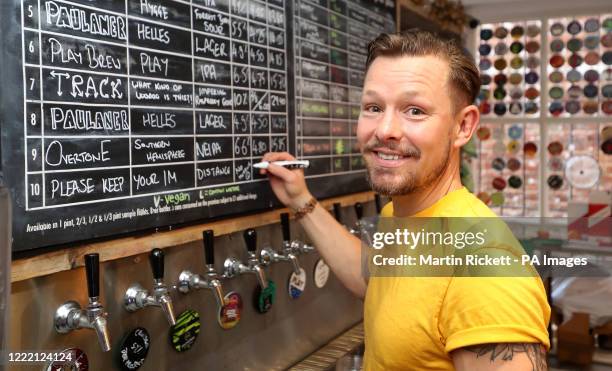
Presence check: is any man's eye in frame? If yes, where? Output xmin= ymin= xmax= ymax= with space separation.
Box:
xmin=407 ymin=107 xmax=424 ymax=116
xmin=366 ymin=105 xmax=382 ymax=113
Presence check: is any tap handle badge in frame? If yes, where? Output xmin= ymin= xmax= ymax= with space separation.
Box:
xmin=244 ymin=229 xmax=257 ymax=252
xmin=374 ymin=194 xmax=382 ymax=214
xmin=280 ymin=212 xmax=291 ymax=242
xmin=203 ymin=229 xmax=214 ymax=265
xmin=355 ymin=202 xmax=363 ymax=220
xmin=150 ymin=248 xmax=165 ymax=280
xmin=85 ymin=253 xmax=100 ymax=298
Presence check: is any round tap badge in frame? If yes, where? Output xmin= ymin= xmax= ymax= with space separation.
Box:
xmin=510 ymin=56 xmax=523 ymax=69
xmin=510 ymin=41 xmax=523 ymax=54
xmin=476 ymin=127 xmax=491 ymax=140
xmin=583 ymin=84 xmax=598 ymax=99
xmin=479 ymin=101 xmax=491 ymax=114
xmin=480 ymin=28 xmax=493 ymax=40
xmin=525 ymin=41 xmax=540 ymax=53
xmin=511 ymin=25 xmax=524 ymax=38
xmin=288 ymin=267 xmax=307 ymax=299
xmin=477 ymin=192 xmax=491 ymax=205
xmin=525 ymin=71 xmax=538 ymax=85
xmin=584 ymin=69 xmax=599 ymax=83
xmin=567 ymin=20 xmax=581 ymax=35
xmin=603 ymin=101 xmax=612 ymax=115
xmin=508 ymin=175 xmax=523 ymax=189
xmin=494 ymin=42 xmax=508 ymax=55
xmin=585 ymin=51 xmax=600 ymax=65
xmin=525 ymin=87 xmax=540 ymax=100
xmin=547 ymin=174 xmax=564 ymax=190
xmin=45 ymin=348 xmax=88 ymax=371
xmin=602 ymin=34 xmax=612 ymax=48
xmin=525 ymin=101 xmax=539 ymax=114
xmin=479 ymin=43 xmax=492 ymax=56
xmin=509 ymin=102 xmax=522 ymax=115
xmin=480 ymin=74 xmax=492 ymax=85
xmin=548 ymin=71 xmax=563 ymax=83
xmin=550 ymin=39 xmax=564 ymax=53
xmin=526 ymin=56 xmax=540 ymax=69
xmin=494 ymin=73 xmax=508 ymax=85
xmin=314 ymin=259 xmax=330 ymax=288
xmin=548 ymin=157 xmax=564 ymax=172
xmin=549 ymin=101 xmax=564 ymax=116
xmin=116 ymin=328 xmax=150 ymax=370
xmin=604 ymin=17 xmax=612 ymax=32
xmin=603 ymin=84 xmax=612 ymax=98
xmin=567 ymin=38 xmax=583 ymax=52
xmin=566 ymin=69 xmax=582 ymax=83
xmin=550 ymin=22 xmax=564 ymax=36
xmin=218 ymin=291 xmax=243 ymax=329
xmin=493 ymin=140 xmax=506 ymax=155
xmin=524 ymin=142 xmax=538 ymax=157
xmin=479 ymin=58 xmax=492 ymax=70
xmin=508 ymin=125 xmax=523 ymax=139
xmin=584 ymin=18 xmax=599 ymax=33
xmin=507 ymin=158 xmax=521 ymax=171
xmin=494 ymin=26 xmax=508 ymax=39
xmin=507 ymin=140 xmax=520 ymax=154
xmin=492 ymin=177 xmax=507 ymax=191
xmin=526 ymin=24 xmax=541 ymax=37
xmin=492 ymin=157 xmax=505 ymax=171
xmin=568 ymin=54 xmax=583 ymax=68
xmin=494 ymin=58 xmax=508 ymax=71
xmin=568 ymin=85 xmax=582 ymax=99
xmin=494 ymin=102 xmax=507 ymax=116
xmin=254 ymin=280 xmax=276 ymax=313
xmin=565 ymin=100 xmax=581 ymax=115
xmin=549 ymin=86 xmax=564 ymax=100
xmin=509 ymin=72 xmax=523 ymax=85
xmin=549 ymin=55 xmax=564 ymax=68
xmin=584 ymin=101 xmax=599 ymax=114
xmin=585 ymin=35 xmax=600 ymax=50
xmin=490 ymin=192 xmax=505 ymax=206
xmin=547 ymin=141 xmax=564 ymax=156
xmin=169 ymin=310 xmax=201 ymax=352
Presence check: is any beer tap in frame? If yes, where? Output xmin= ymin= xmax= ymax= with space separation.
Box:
xmin=124 ymin=248 xmax=176 ymax=326
xmin=223 ymin=229 xmax=269 ymax=289
xmin=280 ymin=212 xmax=314 ymax=254
xmin=54 ymin=253 xmax=111 ymax=352
xmin=178 ymin=230 xmax=226 ymax=309
xmin=259 ymin=215 xmax=301 ymax=274
xmin=350 ymin=202 xmax=364 ymax=236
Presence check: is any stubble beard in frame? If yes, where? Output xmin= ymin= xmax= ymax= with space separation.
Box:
xmin=364 ymin=140 xmax=451 ymax=196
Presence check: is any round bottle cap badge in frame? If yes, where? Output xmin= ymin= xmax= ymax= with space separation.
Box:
xmin=602 ymin=34 xmax=612 ymax=48
xmin=548 ymin=157 xmax=564 ymax=172
xmin=494 ymin=73 xmax=508 ymax=85
xmin=492 ymin=177 xmax=507 ymax=191
xmin=524 ymin=142 xmax=538 ymax=157
xmin=584 ymin=18 xmax=599 ymax=33
xmin=218 ymin=291 xmax=243 ymax=329
xmin=583 ymin=84 xmax=598 ymax=99
xmin=566 ymin=69 xmax=581 ymax=83
xmin=494 ymin=58 xmax=508 ymax=71
xmin=547 ymin=174 xmax=564 ymax=190
xmin=494 ymin=102 xmax=507 ymax=116
xmin=567 ymin=20 xmax=581 ymax=35
xmin=550 ymin=39 xmax=564 ymax=53
xmin=526 ymin=24 xmax=541 ymax=37
xmin=525 ymin=87 xmax=540 ymax=100
xmin=509 ymin=72 xmax=523 ymax=85
xmin=494 ymin=42 xmax=508 ymax=55
xmin=507 ymin=158 xmax=521 ymax=171
xmin=479 ymin=43 xmax=492 ymax=56
xmin=567 ymin=38 xmax=583 ymax=52
xmin=548 ymin=71 xmax=563 ymax=83
xmin=549 ymin=101 xmax=564 ymax=116
xmin=508 ymin=175 xmax=523 ymax=189
xmin=494 ymin=26 xmax=508 ymax=39
xmin=508 ymin=125 xmax=523 ymax=139
xmin=510 ymin=56 xmax=523 ymax=69
xmin=525 ymin=101 xmax=539 ymax=114
xmin=584 ymin=70 xmax=599 ymax=83
xmin=583 ymin=101 xmax=599 ymax=114
xmin=509 ymin=87 xmax=523 ymax=100
xmin=585 ymin=35 xmax=600 ymax=50
xmin=549 ymin=54 xmax=564 ymax=68
xmin=169 ymin=310 xmax=201 ymax=352
xmin=116 ymin=328 xmax=150 ymax=370
xmin=525 ymin=71 xmax=538 ymax=85
xmin=565 ymin=100 xmax=581 ymax=115
xmin=507 ymin=140 xmax=520 ymax=154
xmin=490 ymin=192 xmax=505 ymax=206
xmin=509 ymin=102 xmax=522 ymax=115
xmin=547 ymin=141 xmax=564 ymax=155
xmin=480 ymin=29 xmax=493 ymax=40
xmin=477 ymin=192 xmax=491 ymax=205
xmin=288 ymin=267 xmax=307 ymax=299
xmin=479 ymin=101 xmax=491 ymax=114
xmin=567 ymin=85 xmax=582 ymax=99
xmin=254 ymin=280 xmax=276 ymax=313
xmin=511 ymin=25 xmax=524 ymax=38
xmin=480 ymin=74 xmax=492 ymax=85
xmin=476 ymin=127 xmax=491 ymax=141
xmin=525 ymin=41 xmax=540 ymax=53
xmin=479 ymin=58 xmax=492 ymax=70
xmin=492 ymin=157 xmax=505 ymax=171
xmin=314 ymin=259 xmax=330 ymax=288
xmin=45 ymin=348 xmax=89 ymax=371
xmin=585 ymin=51 xmax=600 ymax=65
xmin=526 ymin=56 xmax=540 ymax=69
xmin=550 ymin=23 xmax=564 ymax=36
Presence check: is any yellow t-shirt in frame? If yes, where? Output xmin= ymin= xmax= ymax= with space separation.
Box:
xmin=363 ymin=187 xmax=550 ymax=370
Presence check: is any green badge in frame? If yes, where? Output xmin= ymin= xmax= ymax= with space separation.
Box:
xmin=254 ymin=280 xmax=276 ymax=313
xmin=169 ymin=309 xmax=201 ymax=352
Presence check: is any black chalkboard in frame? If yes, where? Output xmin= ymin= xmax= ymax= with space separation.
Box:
xmin=0 ymin=0 xmax=395 ymax=252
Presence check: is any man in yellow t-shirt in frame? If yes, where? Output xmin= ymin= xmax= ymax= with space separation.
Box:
xmin=260 ymin=29 xmax=550 ymax=370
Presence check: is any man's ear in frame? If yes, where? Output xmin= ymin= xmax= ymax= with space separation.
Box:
xmin=453 ymin=104 xmax=480 ymax=149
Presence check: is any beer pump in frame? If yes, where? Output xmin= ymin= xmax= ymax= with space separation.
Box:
xmin=54 ymin=253 xmax=111 ymax=352
xmin=178 ymin=230 xmax=226 ymax=309
xmin=124 ymin=248 xmax=176 ymax=326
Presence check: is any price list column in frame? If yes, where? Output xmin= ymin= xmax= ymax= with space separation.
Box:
xmin=23 ymin=0 xmax=131 ymax=208
xmin=127 ymin=0 xmax=196 ymax=196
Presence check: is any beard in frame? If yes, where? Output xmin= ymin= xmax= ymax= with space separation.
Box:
xmin=363 ymin=138 xmax=451 ymax=196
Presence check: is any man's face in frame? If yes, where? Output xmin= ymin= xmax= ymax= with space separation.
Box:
xmin=357 ymin=55 xmax=457 ymax=196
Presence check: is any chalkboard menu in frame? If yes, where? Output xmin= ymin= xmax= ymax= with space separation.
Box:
xmin=0 ymin=0 xmax=395 ymax=252
xmin=295 ymin=0 xmax=395 ymax=194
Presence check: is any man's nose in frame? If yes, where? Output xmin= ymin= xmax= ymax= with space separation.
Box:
xmin=375 ymin=111 xmax=402 ymax=142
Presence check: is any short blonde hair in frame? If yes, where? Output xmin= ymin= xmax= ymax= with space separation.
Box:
xmin=365 ymin=30 xmax=480 ymax=112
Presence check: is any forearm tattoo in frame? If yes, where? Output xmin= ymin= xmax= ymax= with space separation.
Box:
xmin=465 ymin=343 xmax=547 ymax=371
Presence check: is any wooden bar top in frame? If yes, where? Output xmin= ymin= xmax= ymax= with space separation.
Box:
xmin=11 ymin=191 xmax=375 ymax=282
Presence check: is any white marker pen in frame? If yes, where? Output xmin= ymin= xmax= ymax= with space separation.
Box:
xmin=253 ymin=160 xmax=310 ymax=169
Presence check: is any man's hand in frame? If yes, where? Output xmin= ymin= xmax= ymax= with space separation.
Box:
xmin=259 ymin=152 xmax=367 ymax=297
xmin=259 ymin=152 xmax=312 ymax=210
xmin=452 ymin=343 xmax=547 ymax=371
